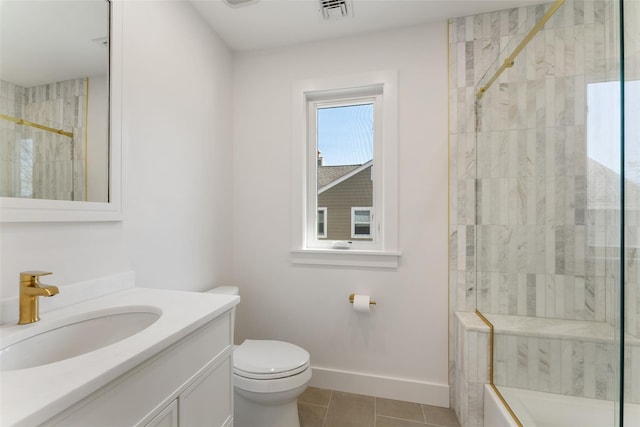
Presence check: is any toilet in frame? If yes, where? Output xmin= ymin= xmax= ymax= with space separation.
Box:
xmin=207 ymin=287 xmax=311 ymax=427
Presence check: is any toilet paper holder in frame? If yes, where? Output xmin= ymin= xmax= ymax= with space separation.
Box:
xmin=349 ymin=293 xmax=376 ymax=305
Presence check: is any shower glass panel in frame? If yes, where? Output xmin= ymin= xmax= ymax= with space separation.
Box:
xmin=473 ymin=0 xmax=637 ymax=425
xmin=622 ymin=0 xmax=640 ymax=425
xmin=0 ymin=76 xmax=91 ymax=202
xmin=0 ymin=118 xmax=82 ymax=201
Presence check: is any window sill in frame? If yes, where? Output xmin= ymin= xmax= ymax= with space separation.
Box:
xmin=290 ymin=249 xmax=400 ymax=269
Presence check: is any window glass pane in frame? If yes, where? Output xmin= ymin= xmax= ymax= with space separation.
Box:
xmin=317 ymin=104 xmax=373 ymax=166
xmin=316 ymin=102 xmax=373 ymax=242
xmin=354 ymin=224 xmax=370 ymax=236
xmin=317 ymin=209 xmax=325 ymax=236
xmin=354 ymin=210 xmax=370 ymax=222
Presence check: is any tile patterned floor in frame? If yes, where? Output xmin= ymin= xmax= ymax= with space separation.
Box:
xmin=297 ymin=387 xmax=461 ymax=427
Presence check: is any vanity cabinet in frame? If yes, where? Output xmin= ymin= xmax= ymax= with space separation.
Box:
xmin=43 ymin=310 xmax=234 ymax=427
xmin=145 ymin=401 xmax=178 ymax=427
xmin=144 ymin=354 xmax=233 ymax=427
xmin=178 ymin=356 xmax=233 ymax=426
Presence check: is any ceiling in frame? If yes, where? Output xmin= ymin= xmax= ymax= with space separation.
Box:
xmin=0 ymin=0 xmax=109 ymax=88
xmin=190 ymin=0 xmax=544 ymax=52
xmin=0 ymin=0 xmax=544 ymax=88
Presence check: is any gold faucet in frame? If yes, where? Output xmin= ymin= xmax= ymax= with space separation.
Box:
xmin=19 ymin=271 xmax=59 ymax=324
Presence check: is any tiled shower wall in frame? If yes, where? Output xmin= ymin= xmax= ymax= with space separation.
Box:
xmin=0 ymin=78 xmax=87 ymax=201
xmin=492 ymin=330 xmax=628 ymax=401
xmin=473 ymin=0 xmax=625 ymax=325
xmin=453 ymin=313 xmax=490 ymax=427
xmin=448 ymin=0 xmax=640 ymax=425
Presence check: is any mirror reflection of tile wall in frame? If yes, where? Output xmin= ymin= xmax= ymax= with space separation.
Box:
xmin=0 ymin=78 xmax=87 ymax=201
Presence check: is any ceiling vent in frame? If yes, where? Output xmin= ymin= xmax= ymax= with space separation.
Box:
xmin=319 ymin=0 xmax=353 ymax=20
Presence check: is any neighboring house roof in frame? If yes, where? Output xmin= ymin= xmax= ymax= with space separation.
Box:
xmin=318 ymin=160 xmax=373 ymax=194
xmin=587 ymin=158 xmax=640 ymax=209
xmin=317 ymin=165 xmax=360 ymax=188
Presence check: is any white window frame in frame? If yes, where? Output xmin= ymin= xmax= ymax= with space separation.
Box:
xmin=290 ymin=70 xmax=400 ymax=268
xmin=351 ymin=207 xmax=372 ymax=239
xmin=317 ymin=207 xmax=327 ymax=238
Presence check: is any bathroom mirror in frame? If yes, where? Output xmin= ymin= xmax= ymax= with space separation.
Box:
xmin=0 ymin=0 xmax=123 ymax=222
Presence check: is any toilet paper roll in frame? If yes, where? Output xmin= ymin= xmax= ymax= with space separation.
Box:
xmin=353 ymin=294 xmax=371 ymax=313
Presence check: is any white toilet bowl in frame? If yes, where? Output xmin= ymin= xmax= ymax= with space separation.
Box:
xmin=233 ymin=339 xmax=311 ymax=427
xmin=206 ymin=287 xmax=311 ymax=427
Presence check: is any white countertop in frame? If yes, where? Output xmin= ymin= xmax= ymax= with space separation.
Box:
xmin=0 ymin=288 xmax=239 ymax=426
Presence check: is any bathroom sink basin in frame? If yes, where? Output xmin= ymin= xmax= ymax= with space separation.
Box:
xmin=0 ymin=307 xmax=161 ymax=371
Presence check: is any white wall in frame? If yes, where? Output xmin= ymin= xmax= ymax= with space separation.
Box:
xmin=231 ymin=23 xmax=449 ymax=405
xmin=121 ymin=0 xmax=234 ymax=291
xmin=0 ymin=1 xmax=233 ymax=298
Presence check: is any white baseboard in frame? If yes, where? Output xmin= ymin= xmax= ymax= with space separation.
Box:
xmin=309 ymin=366 xmax=450 ymax=407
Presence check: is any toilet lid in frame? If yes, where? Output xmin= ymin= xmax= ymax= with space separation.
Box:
xmin=233 ymin=339 xmax=310 ymax=380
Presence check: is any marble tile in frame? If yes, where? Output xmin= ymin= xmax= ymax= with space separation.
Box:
xmin=550 ymin=339 xmax=563 ymax=393
xmin=538 ymin=338 xmax=551 ymax=392
xmin=583 ymin=341 xmax=597 ymax=398
xmin=527 ymin=337 xmax=540 ymax=390
xmin=535 ymin=274 xmax=546 ymax=317
xmin=573 ymin=0 xmax=585 ymax=26
xmin=595 ymin=342 xmax=611 ymax=400
xmin=631 ymin=345 xmax=640 ymax=403
xmin=516 ymin=336 xmax=529 ymax=388
xmin=465 ymin=42 xmax=475 ymax=87
xmin=466 ymin=384 xmax=485 ymax=427
xmin=467 ymin=331 xmax=479 ymax=383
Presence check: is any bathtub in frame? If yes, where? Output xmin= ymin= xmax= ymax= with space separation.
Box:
xmin=484 ymin=384 xmax=640 ymax=427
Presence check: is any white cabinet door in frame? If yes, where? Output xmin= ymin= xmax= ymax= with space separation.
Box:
xmin=179 ymin=357 xmax=233 ymax=427
xmin=145 ymin=400 xmax=178 ymax=427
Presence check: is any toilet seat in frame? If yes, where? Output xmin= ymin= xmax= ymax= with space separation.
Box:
xmin=233 ymin=339 xmax=310 ymax=380
xmin=234 ymin=365 xmax=312 ymax=394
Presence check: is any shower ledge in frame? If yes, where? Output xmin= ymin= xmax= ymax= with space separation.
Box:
xmin=484 ymin=313 xmax=640 ymax=346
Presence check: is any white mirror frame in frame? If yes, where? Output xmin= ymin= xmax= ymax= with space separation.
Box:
xmin=0 ymin=0 xmax=123 ymax=222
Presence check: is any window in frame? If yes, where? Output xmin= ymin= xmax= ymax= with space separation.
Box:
xmin=317 ymin=207 xmax=327 ymax=238
xmin=351 ymin=207 xmax=372 ymax=238
xmin=307 ymin=90 xmax=380 ymax=249
xmin=291 ymin=70 xmax=400 ymax=268
xmin=313 ymin=97 xmax=376 ymax=245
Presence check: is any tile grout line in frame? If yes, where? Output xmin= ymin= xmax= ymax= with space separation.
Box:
xmin=373 ymin=397 xmax=377 ymax=427
xmin=420 ymin=405 xmax=444 ymax=427
xmin=374 ymin=397 xmax=430 ymax=426
xmin=419 ymin=403 xmax=427 ymax=424
xmin=321 ymin=390 xmax=333 ymax=427
xmin=376 ymin=414 xmax=429 ymax=425
xmin=300 ymin=402 xmax=330 ymax=409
